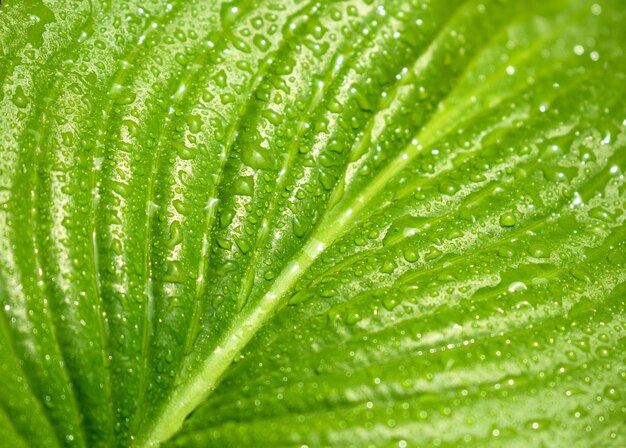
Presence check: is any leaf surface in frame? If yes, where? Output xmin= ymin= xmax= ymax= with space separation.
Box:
xmin=0 ymin=0 xmax=625 ymax=447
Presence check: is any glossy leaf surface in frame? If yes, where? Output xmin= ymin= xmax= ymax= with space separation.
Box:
xmin=0 ymin=0 xmax=625 ymax=446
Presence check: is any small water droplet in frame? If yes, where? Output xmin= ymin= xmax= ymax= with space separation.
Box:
xmin=403 ymin=248 xmax=419 ymax=263
xmin=11 ymin=86 xmax=28 ymax=108
xmin=166 ymin=221 xmax=183 ymax=249
xmin=242 ymin=145 xmax=275 ymax=170
xmin=292 ymin=216 xmax=307 ymax=238
xmin=528 ymin=244 xmax=549 ymax=258
xmin=499 ymin=212 xmax=517 ymax=227
xmin=381 ymin=259 xmax=396 ymax=273
xmin=233 ymin=176 xmax=254 ymax=196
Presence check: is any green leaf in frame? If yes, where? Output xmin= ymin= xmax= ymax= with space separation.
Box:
xmin=1 ymin=0 xmax=625 ymax=447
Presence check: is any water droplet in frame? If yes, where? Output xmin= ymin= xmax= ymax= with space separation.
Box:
xmin=11 ymin=86 xmax=28 ymax=108
xmin=187 ymin=115 xmax=202 ymax=134
xmin=288 ymin=289 xmax=310 ymax=305
xmin=292 ymin=217 xmax=307 ymax=238
xmin=381 ymin=259 xmax=396 ymax=273
xmin=403 ymin=248 xmax=419 ymax=263
xmin=61 ymin=132 xmax=74 ymax=147
xmin=253 ymin=34 xmax=270 ymax=51
xmin=319 ymin=171 xmax=334 ymax=190
xmin=220 ymin=209 xmax=235 ymax=228
xmin=235 ymin=238 xmax=250 ymax=254
xmin=109 ymin=83 xmax=136 ymax=105
xmin=264 ymin=106 xmax=285 ymax=125
xmin=174 ymin=141 xmax=197 ymax=160
xmin=424 ymin=247 xmax=442 ymax=261
xmin=382 ymin=295 xmax=399 ymax=310
xmin=220 ymin=2 xmax=243 ymax=27
xmin=220 ymin=93 xmax=235 ymax=104
xmin=166 ymin=221 xmax=183 ymax=249
xmin=233 ymin=176 xmax=254 ymax=196
xmin=499 ymin=212 xmax=517 ymax=227
xmin=542 ymin=166 xmax=577 ymax=183
xmin=528 ymin=244 xmax=549 ymax=258
xmin=508 ymin=281 xmax=527 ymax=293
xmin=346 ymin=310 xmax=361 ymax=325
xmin=216 ymin=237 xmax=231 ymax=250
xmin=439 ymin=181 xmax=459 ymax=196
xmin=172 ymin=199 xmax=189 ymax=215
xmin=569 ymin=268 xmax=590 ymax=282
xmin=588 ymin=207 xmax=613 ymax=223
xmin=604 ymin=385 xmax=620 ymax=401
xmin=242 ymin=145 xmax=275 ymax=170
xmin=164 ymin=260 xmax=184 ymax=283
